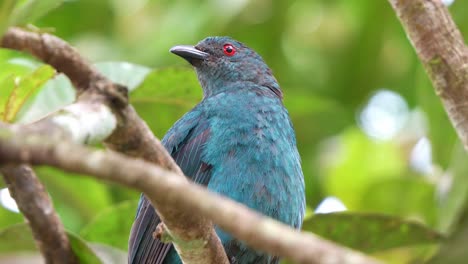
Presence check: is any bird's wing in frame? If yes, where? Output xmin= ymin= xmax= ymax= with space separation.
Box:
xmin=129 ymin=110 xmax=212 ymax=264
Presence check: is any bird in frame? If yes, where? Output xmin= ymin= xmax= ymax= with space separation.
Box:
xmin=128 ymin=36 xmax=305 ymax=264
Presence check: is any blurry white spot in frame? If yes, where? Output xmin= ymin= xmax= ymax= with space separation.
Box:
xmin=410 ymin=137 xmax=433 ymax=175
xmin=442 ymin=0 xmax=455 ymax=6
xmin=437 ymin=171 xmax=453 ymax=200
xmin=0 ymin=188 xmax=20 ymax=213
xmin=315 ymin=196 xmax=347 ymax=214
xmin=359 ymin=90 xmax=409 ymax=140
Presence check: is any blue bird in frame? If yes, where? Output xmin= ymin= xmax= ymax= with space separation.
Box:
xmin=128 ymin=37 xmax=305 ymax=264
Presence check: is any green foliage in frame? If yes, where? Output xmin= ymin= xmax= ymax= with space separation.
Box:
xmin=0 ymin=223 xmax=103 ymax=263
xmin=303 ymin=213 xmax=442 ymax=253
xmin=81 ymin=200 xmax=138 ymax=250
xmin=9 ymin=0 xmax=64 ymax=26
xmin=131 ymin=67 xmax=201 ymax=135
xmin=0 ymin=65 xmax=55 ymax=122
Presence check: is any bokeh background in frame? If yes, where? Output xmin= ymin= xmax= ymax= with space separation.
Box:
xmin=1 ymin=0 xmax=468 ymax=263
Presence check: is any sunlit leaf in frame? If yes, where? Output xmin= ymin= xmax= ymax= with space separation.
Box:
xmin=10 ymin=0 xmax=64 ymax=25
xmin=15 ymin=73 xmax=75 ymax=123
xmin=80 ymin=200 xmax=138 ymax=250
xmin=95 ymin=61 xmax=151 ymax=92
xmin=2 ymin=65 xmax=55 ymax=122
xmin=303 ymin=213 xmax=443 ymax=253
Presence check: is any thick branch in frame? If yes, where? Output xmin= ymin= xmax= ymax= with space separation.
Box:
xmin=0 ymin=130 xmax=380 ymax=264
xmin=0 ymin=166 xmax=78 ymax=264
xmin=1 ymin=27 xmax=100 ymax=91
xmin=387 ymin=0 xmax=468 ymax=147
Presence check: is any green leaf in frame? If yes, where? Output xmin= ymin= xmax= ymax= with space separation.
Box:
xmin=0 ymin=223 xmax=103 ymax=263
xmin=415 ymin=66 xmax=457 ymax=168
xmin=428 ymin=204 xmax=468 ymax=264
xmin=1 ymin=65 xmax=55 ymax=122
xmin=131 ymin=67 xmax=202 ymax=136
xmin=320 ymin=127 xmax=406 ymax=210
xmin=81 ymin=200 xmax=138 ymax=251
xmin=95 ymin=61 xmax=152 ymax=92
xmin=35 ymin=167 xmax=113 ymax=232
xmin=0 ymin=198 xmax=23 ymax=230
xmin=302 ymin=213 xmax=443 ymax=253
xmin=0 ymin=0 xmax=17 ymax=36
xmin=362 ymin=177 xmax=437 ymax=226
xmin=0 ymin=223 xmax=36 ymax=253
xmin=88 ymin=243 xmax=127 ymax=264
xmin=437 ymin=144 xmax=468 ymax=232
xmin=15 ymin=73 xmax=75 ymax=123
xmin=68 ymin=231 xmax=103 ymax=264
xmin=10 ymin=0 xmax=64 ymax=25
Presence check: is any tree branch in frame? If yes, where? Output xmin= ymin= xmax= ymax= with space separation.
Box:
xmin=1 ymin=27 xmax=101 ymax=91
xmin=0 ymin=165 xmax=78 ymax=264
xmin=387 ymin=0 xmax=468 ymax=147
xmin=0 ymin=128 xmax=380 ymax=264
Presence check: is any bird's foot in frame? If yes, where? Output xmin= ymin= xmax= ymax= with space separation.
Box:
xmin=152 ymin=222 xmax=172 ymax=243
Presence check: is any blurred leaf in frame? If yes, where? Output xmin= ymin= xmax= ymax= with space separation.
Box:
xmin=303 ymin=213 xmax=443 ymax=253
xmin=0 ymin=52 xmax=39 ymax=99
xmin=1 ymin=65 xmax=55 ymax=122
xmin=68 ymin=231 xmax=103 ymax=264
xmin=320 ymin=127 xmax=406 ymax=210
xmin=416 ymin=66 xmax=457 ymax=168
xmin=132 ymin=67 xmax=201 ymax=106
xmin=371 ymin=245 xmax=438 ymax=264
xmin=80 ymin=200 xmax=138 ymax=250
xmin=0 ymin=191 xmax=24 ymax=230
xmin=16 ymin=73 xmax=75 ymax=123
xmin=95 ymin=61 xmax=151 ymax=92
xmin=0 ymin=0 xmax=17 ymax=35
xmin=362 ymin=177 xmax=437 ymax=226
xmin=437 ymin=144 xmax=468 ymax=232
xmin=35 ymin=166 xmax=112 ymax=232
xmin=428 ymin=202 xmax=468 ymax=264
xmin=0 ymin=223 xmax=36 ymax=253
xmin=88 ymin=243 xmax=127 ymax=264
xmin=131 ymin=67 xmax=201 ymax=135
xmin=0 ymin=223 xmax=103 ymax=263
xmin=10 ymin=0 xmax=64 ymax=25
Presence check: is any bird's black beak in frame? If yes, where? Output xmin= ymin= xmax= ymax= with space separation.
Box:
xmin=170 ymin=45 xmax=209 ymax=65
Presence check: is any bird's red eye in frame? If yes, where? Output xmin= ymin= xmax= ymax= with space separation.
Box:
xmin=223 ymin=44 xmax=236 ymax=56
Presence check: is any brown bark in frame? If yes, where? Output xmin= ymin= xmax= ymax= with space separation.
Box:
xmin=387 ymin=0 xmax=468 ymax=148
xmin=0 ymin=166 xmax=78 ymax=264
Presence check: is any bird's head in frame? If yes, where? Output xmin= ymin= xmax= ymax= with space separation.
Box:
xmin=170 ymin=36 xmax=282 ymax=99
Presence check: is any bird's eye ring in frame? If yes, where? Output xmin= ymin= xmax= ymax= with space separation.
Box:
xmin=223 ymin=44 xmax=236 ymax=56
